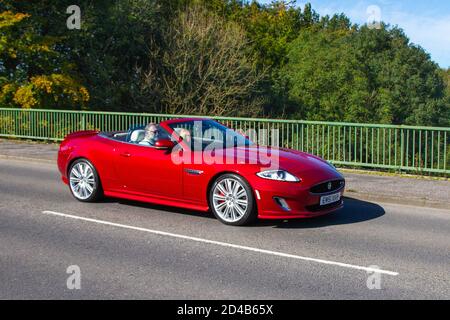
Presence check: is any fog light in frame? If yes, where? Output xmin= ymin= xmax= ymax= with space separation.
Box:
xmin=274 ymin=197 xmax=291 ymax=211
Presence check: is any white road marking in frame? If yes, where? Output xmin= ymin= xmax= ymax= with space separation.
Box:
xmin=42 ymin=210 xmax=399 ymax=276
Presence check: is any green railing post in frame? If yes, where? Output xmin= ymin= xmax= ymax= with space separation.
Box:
xmin=81 ymin=113 xmax=86 ymax=131
xmin=400 ymin=127 xmax=404 ymax=172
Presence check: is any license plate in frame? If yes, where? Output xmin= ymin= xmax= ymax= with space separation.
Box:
xmin=320 ymin=193 xmax=341 ymax=206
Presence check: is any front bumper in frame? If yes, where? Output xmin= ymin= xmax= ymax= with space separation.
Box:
xmin=253 ymin=179 xmax=345 ymax=220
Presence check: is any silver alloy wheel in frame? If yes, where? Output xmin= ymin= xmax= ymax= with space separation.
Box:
xmin=212 ymin=178 xmax=249 ymax=223
xmin=69 ymin=162 xmax=96 ymax=200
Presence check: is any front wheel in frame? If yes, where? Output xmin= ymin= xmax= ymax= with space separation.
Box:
xmin=68 ymin=159 xmax=103 ymax=202
xmin=209 ymin=174 xmax=257 ymax=226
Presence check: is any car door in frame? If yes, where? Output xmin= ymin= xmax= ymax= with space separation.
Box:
xmin=115 ymin=142 xmax=183 ymax=200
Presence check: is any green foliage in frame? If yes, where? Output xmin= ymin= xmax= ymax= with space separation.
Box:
xmin=230 ymin=1 xmax=305 ymax=68
xmin=0 ymin=8 xmax=89 ymax=109
xmin=0 ymin=0 xmax=162 ymax=111
xmin=351 ymin=26 xmax=447 ymax=126
xmin=284 ymin=23 xmax=449 ymax=126
xmin=65 ymin=0 xmax=162 ymax=112
xmin=442 ymin=68 xmax=450 ymax=99
xmin=284 ymin=28 xmax=368 ymax=122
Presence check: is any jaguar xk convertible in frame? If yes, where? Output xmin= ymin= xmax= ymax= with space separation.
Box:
xmin=58 ymin=118 xmax=345 ymax=226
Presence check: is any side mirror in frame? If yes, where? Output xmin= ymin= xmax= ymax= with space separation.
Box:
xmin=155 ymin=139 xmax=175 ymax=150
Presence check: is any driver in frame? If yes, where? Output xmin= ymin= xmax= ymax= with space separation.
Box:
xmin=139 ymin=123 xmax=159 ymax=146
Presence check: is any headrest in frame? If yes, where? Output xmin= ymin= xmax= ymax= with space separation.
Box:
xmin=130 ymin=129 xmax=145 ymax=143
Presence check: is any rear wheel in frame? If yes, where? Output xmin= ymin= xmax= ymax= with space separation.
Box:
xmin=209 ymin=174 xmax=257 ymax=226
xmin=68 ymin=159 xmax=103 ymax=202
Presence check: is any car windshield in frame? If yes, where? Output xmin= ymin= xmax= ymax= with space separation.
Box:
xmin=168 ymin=119 xmax=253 ymax=151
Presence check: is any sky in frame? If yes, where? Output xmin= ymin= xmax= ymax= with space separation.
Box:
xmin=258 ymin=0 xmax=450 ymax=68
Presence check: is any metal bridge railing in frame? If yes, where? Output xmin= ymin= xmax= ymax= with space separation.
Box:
xmin=0 ymin=108 xmax=448 ymax=175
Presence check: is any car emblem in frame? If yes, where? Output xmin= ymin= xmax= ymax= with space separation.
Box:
xmin=327 ymin=182 xmax=332 ymax=190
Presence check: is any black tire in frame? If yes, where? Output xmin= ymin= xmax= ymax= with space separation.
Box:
xmin=209 ymin=173 xmax=257 ymax=226
xmin=68 ymin=158 xmax=103 ymax=202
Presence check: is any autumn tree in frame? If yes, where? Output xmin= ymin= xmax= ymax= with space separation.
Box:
xmin=0 ymin=9 xmax=88 ymax=109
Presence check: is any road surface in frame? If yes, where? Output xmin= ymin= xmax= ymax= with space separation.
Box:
xmin=0 ymin=159 xmax=449 ymax=299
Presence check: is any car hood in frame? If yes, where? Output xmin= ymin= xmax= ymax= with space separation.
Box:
xmin=229 ymin=145 xmax=344 ymax=184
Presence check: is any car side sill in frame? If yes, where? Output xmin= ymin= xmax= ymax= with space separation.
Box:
xmin=104 ymin=191 xmax=210 ymax=213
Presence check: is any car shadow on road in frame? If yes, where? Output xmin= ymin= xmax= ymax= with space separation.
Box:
xmin=104 ymin=198 xmax=217 ymax=220
xmin=107 ymin=196 xmax=385 ymax=229
xmin=257 ymin=197 xmax=385 ymax=229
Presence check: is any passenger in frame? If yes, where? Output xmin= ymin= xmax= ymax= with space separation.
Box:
xmin=139 ymin=123 xmax=159 ymax=146
xmin=178 ymin=128 xmax=191 ymax=144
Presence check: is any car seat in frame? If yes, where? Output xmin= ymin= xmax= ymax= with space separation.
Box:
xmin=130 ymin=129 xmax=145 ymax=144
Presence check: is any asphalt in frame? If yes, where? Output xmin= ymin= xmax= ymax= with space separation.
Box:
xmin=0 ymin=158 xmax=449 ymax=299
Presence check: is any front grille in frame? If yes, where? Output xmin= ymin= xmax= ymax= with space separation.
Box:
xmin=310 ymin=179 xmax=345 ymax=194
xmin=306 ymin=200 xmax=343 ymax=212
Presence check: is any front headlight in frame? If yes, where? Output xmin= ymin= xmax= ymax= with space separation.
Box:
xmin=256 ymin=170 xmax=300 ymax=182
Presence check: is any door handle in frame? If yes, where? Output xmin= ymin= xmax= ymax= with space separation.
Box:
xmin=120 ymin=152 xmax=132 ymax=157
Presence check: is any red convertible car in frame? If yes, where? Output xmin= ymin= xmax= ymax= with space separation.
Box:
xmin=58 ymin=118 xmax=345 ymax=226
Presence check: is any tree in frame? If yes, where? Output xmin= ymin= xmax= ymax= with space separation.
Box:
xmin=0 ymin=0 xmax=163 ymax=111
xmin=139 ymin=5 xmax=266 ymax=116
xmin=441 ymin=68 xmax=450 ymax=123
xmin=0 ymin=9 xmax=89 ymax=109
xmin=283 ymin=28 xmax=372 ymax=122
xmin=283 ymin=23 xmax=449 ymax=126
xmin=350 ymin=26 xmax=448 ymax=126
xmin=442 ymin=68 xmax=450 ymax=98
xmin=221 ymin=2 xmax=322 ymax=116
xmin=67 ymin=0 xmax=162 ymax=112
